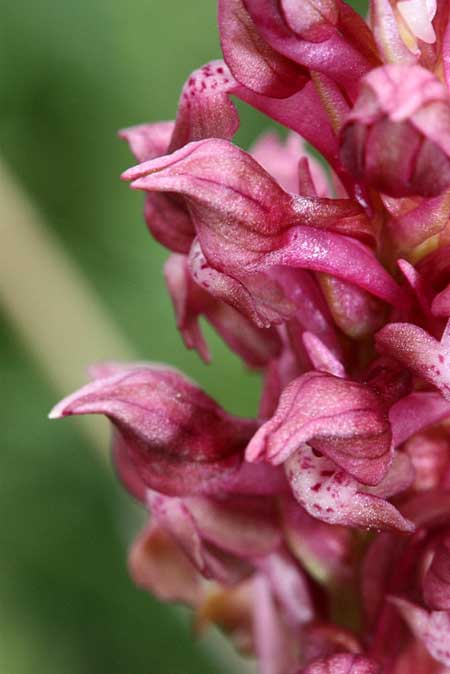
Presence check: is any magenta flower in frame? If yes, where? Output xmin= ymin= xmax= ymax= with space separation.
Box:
xmin=51 ymin=1 xmax=450 ymax=672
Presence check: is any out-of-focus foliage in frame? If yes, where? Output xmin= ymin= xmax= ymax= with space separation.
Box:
xmin=0 ymin=1 xmax=367 ymax=672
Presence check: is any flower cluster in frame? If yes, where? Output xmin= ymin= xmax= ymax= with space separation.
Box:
xmin=51 ymin=1 xmax=450 ymax=673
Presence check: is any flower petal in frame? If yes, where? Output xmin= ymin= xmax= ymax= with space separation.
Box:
xmin=432 ymin=283 xmax=450 ymax=317
xmin=112 ymin=432 xmax=147 ymax=502
xmin=341 ymin=64 xmax=450 ymax=198
xmin=282 ymin=496 xmax=352 ymax=583
xmin=246 ymin=371 xmax=392 ymax=486
xmin=285 ymin=445 xmax=414 ymax=532
xmin=389 ymin=391 xmax=450 ymax=446
xmin=242 ymin=0 xmax=376 ymax=94
xmin=128 ymin=521 xmax=202 ymax=606
xmin=188 ymin=238 xmax=295 ymax=329
xmin=164 ymin=251 xmax=281 ymax=366
xmin=219 ymin=0 xmax=308 ymax=97
xmin=147 ymin=491 xmax=252 ymax=584
xmin=391 ymin=598 xmax=450 ymax=667
xmin=302 ymin=332 xmax=346 ymax=377
xmin=50 ymin=364 xmax=256 ymax=496
xmin=168 ymin=60 xmax=240 ymax=151
xmin=119 ymin=121 xmax=175 ymax=162
xmin=253 ymin=574 xmax=299 ymax=674
xmin=376 ymin=322 xmax=450 ymax=401
xmin=318 ymin=274 xmax=386 ymax=339
xmin=124 ymin=138 xmax=403 ymax=311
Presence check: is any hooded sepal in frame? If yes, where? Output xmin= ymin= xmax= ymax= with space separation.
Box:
xmin=50 ymin=363 xmax=257 ymax=496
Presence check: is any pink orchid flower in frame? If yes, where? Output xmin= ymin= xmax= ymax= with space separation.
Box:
xmin=51 ymin=1 xmax=450 ymax=672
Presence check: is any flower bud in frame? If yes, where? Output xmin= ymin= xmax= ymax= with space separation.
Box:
xmin=340 ymin=64 xmax=450 ymax=197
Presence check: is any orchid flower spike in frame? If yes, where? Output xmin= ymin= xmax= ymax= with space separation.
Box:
xmin=51 ymin=1 xmax=450 ymax=672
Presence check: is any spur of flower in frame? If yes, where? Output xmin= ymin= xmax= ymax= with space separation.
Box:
xmin=51 ymin=1 xmax=450 ymax=672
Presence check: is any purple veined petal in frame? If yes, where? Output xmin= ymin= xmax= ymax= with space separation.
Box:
xmin=246 ymin=371 xmax=392 ymax=486
xmin=118 ymin=121 xmax=175 ymax=162
xmin=256 ymin=549 xmax=315 ymax=626
xmin=147 ymin=491 xmax=253 ymax=585
xmin=285 ymin=445 xmax=414 ymax=532
xmin=128 ymin=521 xmax=203 ymax=606
xmin=242 ymin=0 xmax=377 ymax=96
xmin=164 ymin=252 xmax=282 ymax=366
xmin=168 ymin=60 xmax=240 ymax=152
xmin=282 ymin=495 xmax=352 ymax=583
xmin=124 ymin=138 xmax=371 ymax=243
xmin=296 ymin=652 xmax=381 ymax=674
xmin=423 ymin=534 xmax=450 ymax=610
xmin=123 ymin=138 xmax=401 ymax=309
xmin=376 ymin=321 xmax=450 ymax=401
xmin=390 ymin=391 xmax=450 ymax=446
xmin=370 ymin=0 xmax=419 ymax=63
xmin=252 ymin=574 xmax=300 ymax=674
xmin=391 ymin=598 xmax=450 ymax=667
xmin=218 ymin=0 xmax=308 ymax=98
xmin=122 ymin=138 xmax=294 ymax=232
xmin=302 ymin=332 xmax=346 ymax=377
xmin=50 ymin=364 xmax=257 ymax=497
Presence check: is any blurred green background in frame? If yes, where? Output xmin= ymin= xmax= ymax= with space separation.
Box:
xmin=0 ymin=1 xmax=366 ymax=672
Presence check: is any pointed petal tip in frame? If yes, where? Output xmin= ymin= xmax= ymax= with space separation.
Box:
xmin=48 ymin=401 xmax=70 ymax=420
